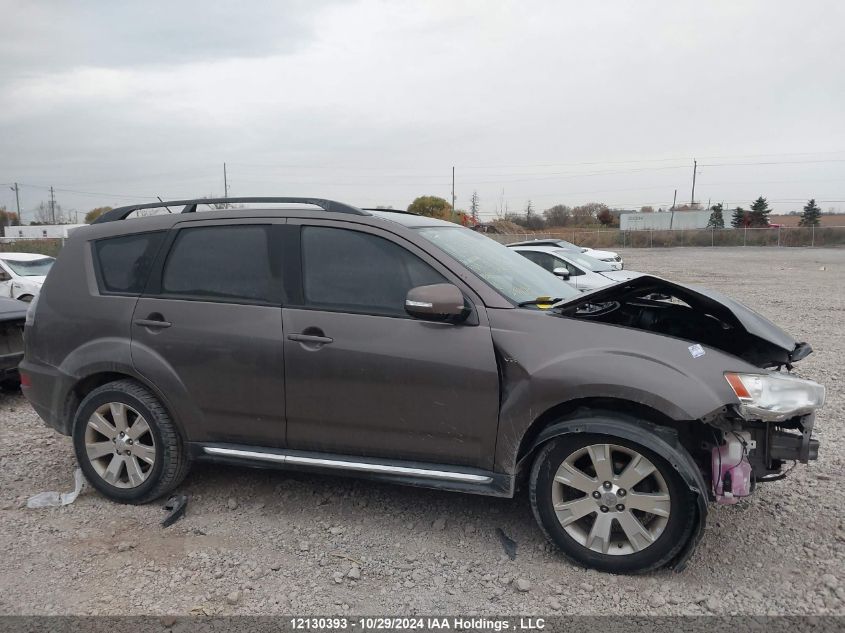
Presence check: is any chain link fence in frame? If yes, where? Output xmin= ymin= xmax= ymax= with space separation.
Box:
xmin=487 ymin=225 xmax=845 ymax=249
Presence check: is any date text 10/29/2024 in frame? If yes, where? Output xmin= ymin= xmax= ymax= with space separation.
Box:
xmin=290 ymin=617 xmax=546 ymax=631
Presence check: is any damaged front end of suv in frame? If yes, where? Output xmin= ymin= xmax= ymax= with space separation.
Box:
xmin=555 ymin=276 xmax=824 ymax=506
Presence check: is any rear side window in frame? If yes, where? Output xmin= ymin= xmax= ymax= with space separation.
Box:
xmin=301 ymin=226 xmax=446 ymax=316
xmin=160 ymin=225 xmax=278 ymax=304
xmin=94 ymin=232 xmax=166 ymax=294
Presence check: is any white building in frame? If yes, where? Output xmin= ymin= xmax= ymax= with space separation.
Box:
xmin=3 ymin=224 xmax=88 ymax=239
xmin=620 ymin=210 xmax=712 ymax=231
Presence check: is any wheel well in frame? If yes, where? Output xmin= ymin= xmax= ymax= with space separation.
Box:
xmin=62 ymin=371 xmax=177 ymax=436
xmin=514 ymin=397 xmax=700 ymax=474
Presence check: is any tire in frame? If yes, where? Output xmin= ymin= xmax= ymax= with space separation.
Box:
xmin=529 ymin=432 xmax=696 ymax=574
xmin=72 ymin=379 xmax=191 ymax=504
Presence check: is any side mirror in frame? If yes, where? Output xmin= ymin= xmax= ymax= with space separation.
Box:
xmin=405 ymin=283 xmax=467 ymax=323
xmin=553 ymin=267 xmax=571 ymax=280
xmin=0 ymin=271 xmax=10 ymax=282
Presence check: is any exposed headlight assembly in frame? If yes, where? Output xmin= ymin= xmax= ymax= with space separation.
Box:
xmin=725 ymin=371 xmax=825 ymax=421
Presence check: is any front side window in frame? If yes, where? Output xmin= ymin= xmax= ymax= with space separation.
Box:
xmin=161 ymin=225 xmax=277 ymax=304
xmin=94 ymin=232 xmax=166 ymax=294
xmin=554 ymin=249 xmax=612 ymax=272
xmin=301 ymin=226 xmax=446 ymax=316
xmin=518 ymin=250 xmax=557 ymax=273
xmin=554 ymin=257 xmax=585 ymax=277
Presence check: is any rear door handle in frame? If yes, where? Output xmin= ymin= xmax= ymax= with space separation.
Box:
xmin=287 ymin=333 xmax=333 ymax=345
xmin=134 ymin=318 xmax=172 ymax=329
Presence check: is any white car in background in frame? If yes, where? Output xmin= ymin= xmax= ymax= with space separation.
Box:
xmin=511 ymin=244 xmax=640 ymax=292
xmin=0 ymin=253 xmax=55 ymax=302
xmin=506 ymin=238 xmax=624 ymax=269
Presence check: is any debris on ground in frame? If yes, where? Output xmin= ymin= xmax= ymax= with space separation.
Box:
xmin=26 ymin=468 xmax=85 ymax=508
xmin=161 ymin=494 xmax=188 ymax=527
xmin=496 ymin=527 xmax=518 ymax=560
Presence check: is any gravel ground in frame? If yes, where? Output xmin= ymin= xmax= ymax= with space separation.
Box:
xmin=0 ymin=246 xmax=843 ymax=616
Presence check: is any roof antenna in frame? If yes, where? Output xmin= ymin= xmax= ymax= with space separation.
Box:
xmin=157 ymin=196 xmax=173 ymax=213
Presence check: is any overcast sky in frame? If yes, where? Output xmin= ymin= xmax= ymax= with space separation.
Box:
xmin=2 ymin=0 xmax=844 ymax=221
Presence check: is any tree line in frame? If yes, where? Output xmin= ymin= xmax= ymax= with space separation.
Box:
xmin=707 ymin=197 xmax=823 ymax=229
xmin=406 ymin=193 xmax=826 ymax=230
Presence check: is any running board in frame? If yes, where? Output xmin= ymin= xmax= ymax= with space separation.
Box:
xmin=192 ymin=443 xmax=513 ymax=497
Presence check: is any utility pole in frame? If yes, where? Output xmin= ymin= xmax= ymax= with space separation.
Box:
xmin=451 ymin=166 xmax=455 ymax=213
xmin=223 ymin=162 xmax=229 ymax=205
xmin=50 ymin=186 xmax=56 ymax=224
xmin=690 ymin=159 xmax=697 ymax=206
xmin=9 ymin=183 xmax=20 ymax=222
xmin=671 ymin=189 xmax=677 ymax=211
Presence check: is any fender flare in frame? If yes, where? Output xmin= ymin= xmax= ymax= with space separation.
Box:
xmin=519 ymin=414 xmax=708 ymax=572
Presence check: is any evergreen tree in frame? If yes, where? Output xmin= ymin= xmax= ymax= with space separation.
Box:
xmin=707 ymin=203 xmax=725 ymax=229
xmin=747 ymin=196 xmax=771 ymax=227
xmin=731 ymin=206 xmax=747 ymax=228
xmin=469 ymin=190 xmax=481 ymax=224
xmin=799 ymin=198 xmax=821 ymax=227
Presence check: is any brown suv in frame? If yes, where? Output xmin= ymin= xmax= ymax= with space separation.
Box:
xmin=20 ymin=197 xmax=824 ymax=574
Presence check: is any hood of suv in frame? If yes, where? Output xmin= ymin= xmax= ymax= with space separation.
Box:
xmin=555 ymin=275 xmax=808 ymax=368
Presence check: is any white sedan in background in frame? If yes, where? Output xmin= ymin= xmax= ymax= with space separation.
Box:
xmin=506 ymin=238 xmax=624 ymax=270
xmin=510 ymin=244 xmax=640 ymax=292
xmin=0 ymin=253 xmax=55 ymax=302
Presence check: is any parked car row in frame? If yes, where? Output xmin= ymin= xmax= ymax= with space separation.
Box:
xmin=508 ymin=243 xmax=640 ymax=292
xmin=507 ymin=238 xmax=624 ymax=270
xmin=19 ymin=197 xmax=824 ymax=575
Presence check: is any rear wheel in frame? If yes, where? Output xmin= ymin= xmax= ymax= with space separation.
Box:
xmin=72 ymin=379 xmax=190 ymax=504
xmin=529 ymin=433 xmax=696 ymax=574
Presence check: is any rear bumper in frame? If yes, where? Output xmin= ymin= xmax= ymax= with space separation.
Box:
xmin=19 ymin=358 xmax=73 ymax=435
xmin=0 ymin=351 xmax=23 ymax=377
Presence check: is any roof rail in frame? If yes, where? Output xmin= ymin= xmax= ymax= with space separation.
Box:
xmin=360 ymin=207 xmax=420 ymax=216
xmin=93 ymin=197 xmax=368 ymax=223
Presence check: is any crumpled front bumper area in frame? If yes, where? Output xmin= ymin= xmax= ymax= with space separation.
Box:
xmin=711 ymin=413 xmax=819 ymax=505
xmin=762 ymin=413 xmax=819 ymax=465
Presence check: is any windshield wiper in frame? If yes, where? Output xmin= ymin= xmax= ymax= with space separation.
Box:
xmin=517 ymin=297 xmax=566 ymax=307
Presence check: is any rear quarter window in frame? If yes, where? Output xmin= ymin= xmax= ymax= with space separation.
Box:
xmin=93 ymin=232 xmax=166 ymax=295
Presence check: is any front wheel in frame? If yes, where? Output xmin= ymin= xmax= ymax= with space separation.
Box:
xmin=72 ymin=379 xmax=191 ymax=504
xmin=529 ymin=433 xmax=696 ymax=574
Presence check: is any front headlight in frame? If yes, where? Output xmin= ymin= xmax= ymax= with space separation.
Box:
xmin=725 ymin=371 xmax=825 ymax=421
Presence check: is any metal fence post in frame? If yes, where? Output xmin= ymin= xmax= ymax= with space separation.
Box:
xmin=711 ymin=228 xmax=714 ymax=247
xmin=777 ymin=226 xmax=781 ymax=247
xmin=812 ymin=225 xmax=815 ymax=247
xmin=744 ymin=226 xmax=747 ymax=247
xmin=649 ymin=230 xmax=653 ymax=248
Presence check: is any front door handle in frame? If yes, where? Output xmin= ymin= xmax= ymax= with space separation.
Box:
xmin=134 ymin=315 xmax=172 ymax=329
xmin=288 ymin=333 xmax=333 ymax=345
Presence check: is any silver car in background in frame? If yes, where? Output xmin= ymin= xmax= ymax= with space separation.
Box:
xmin=511 ymin=244 xmax=640 ymax=291
xmin=506 ymin=238 xmax=624 ymax=270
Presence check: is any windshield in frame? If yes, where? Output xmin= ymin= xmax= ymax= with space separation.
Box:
xmin=554 ymin=250 xmax=613 ymax=273
xmin=553 ymin=239 xmax=584 ymax=252
xmin=416 ymin=227 xmax=579 ymax=304
xmin=2 ymin=257 xmax=54 ymax=277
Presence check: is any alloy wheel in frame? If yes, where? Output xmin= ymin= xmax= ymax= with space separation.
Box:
xmin=552 ymin=443 xmax=671 ymax=555
xmin=84 ymin=402 xmax=156 ymax=489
